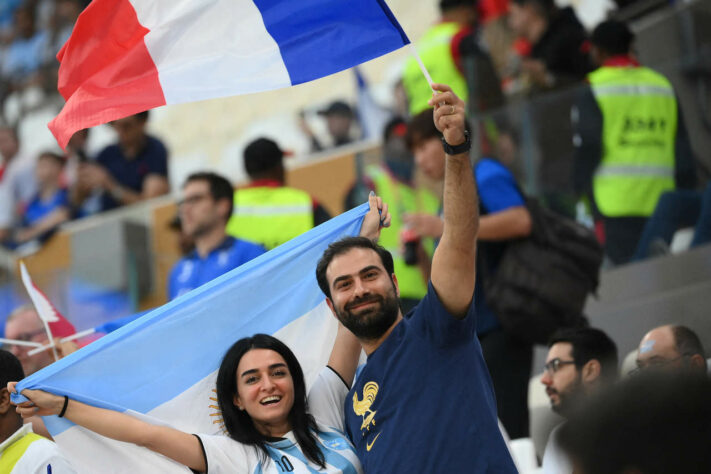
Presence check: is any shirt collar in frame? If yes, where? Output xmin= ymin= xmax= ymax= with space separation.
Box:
xmin=0 ymin=423 xmax=32 ymax=453
xmin=246 ymin=179 xmax=283 ymax=188
xmin=602 ymin=54 xmax=640 ymax=68
xmin=188 ymin=236 xmax=235 ymax=260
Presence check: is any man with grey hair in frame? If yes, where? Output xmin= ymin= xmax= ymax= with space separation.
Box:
xmin=635 ymin=324 xmax=707 ymax=375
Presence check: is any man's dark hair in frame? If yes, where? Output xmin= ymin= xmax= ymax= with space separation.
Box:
xmin=439 ymin=0 xmax=474 ymax=11
xmin=0 ymin=350 xmax=24 ymax=390
xmin=316 ymin=237 xmax=395 ymax=299
xmin=510 ymin=0 xmax=556 ymax=17
xmin=183 ymin=172 xmax=234 ymax=220
xmin=548 ymin=327 xmax=619 ymax=382
xmin=559 ymin=372 xmax=711 ymax=474
xmin=405 ymin=109 xmax=442 ymax=150
xmin=134 ymin=110 xmax=150 ymax=122
xmin=38 ymin=151 xmax=66 ymax=166
xmin=591 ymin=20 xmax=634 ymax=57
xmin=243 ymin=137 xmax=284 ymax=179
xmin=671 ymin=325 xmax=706 ymax=360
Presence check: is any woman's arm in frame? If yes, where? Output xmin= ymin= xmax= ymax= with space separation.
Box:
xmin=11 ymin=384 xmax=206 ymax=472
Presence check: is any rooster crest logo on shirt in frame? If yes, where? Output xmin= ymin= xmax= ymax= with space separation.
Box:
xmin=353 ymin=381 xmax=379 ymax=432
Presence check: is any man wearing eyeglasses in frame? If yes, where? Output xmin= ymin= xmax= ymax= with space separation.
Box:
xmin=540 ymin=327 xmax=618 ymax=474
xmin=168 ymin=172 xmax=266 ymax=300
xmin=3 ymin=305 xmax=75 ymax=376
xmin=635 ymin=324 xmax=707 ymax=376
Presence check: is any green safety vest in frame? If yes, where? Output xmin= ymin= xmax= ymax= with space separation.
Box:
xmin=226 ymin=186 xmax=314 ymax=250
xmin=367 ymin=165 xmax=440 ymax=300
xmin=0 ymin=431 xmax=44 ymax=472
xmin=402 ymin=22 xmax=469 ymax=116
xmin=589 ymin=66 xmax=677 ymax=217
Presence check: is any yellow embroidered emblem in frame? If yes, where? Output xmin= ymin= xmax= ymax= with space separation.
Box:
xmin=353 ymin=381 xmax=379 ymax=431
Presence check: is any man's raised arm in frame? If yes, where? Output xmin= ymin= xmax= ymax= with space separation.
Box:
xmin=429 ymin=83 xmax=479 ymax=318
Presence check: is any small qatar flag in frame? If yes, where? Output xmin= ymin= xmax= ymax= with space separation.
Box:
xmin=49 ymin=0 xmax=410 ymax=148
xmin=19 ymin=262 xmax=76 ymax=339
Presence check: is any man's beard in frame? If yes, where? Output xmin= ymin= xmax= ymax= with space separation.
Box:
xmin=548 ymin=375 xmax=584 ymax=418
xmin=334 ymin=289 xmax=400 ymax=341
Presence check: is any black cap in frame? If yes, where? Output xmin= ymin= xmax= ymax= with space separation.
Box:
xmin=591 ymin=20 xmax=634 ymax=56
xmin=243 ymin=138 xmax=284 ymax=177
xmin=317 ymin=101 xmax=353 ymax=117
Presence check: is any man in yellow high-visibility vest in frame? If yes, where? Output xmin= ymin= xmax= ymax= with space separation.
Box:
xmin=572 ymin=20 xmax=696 ymax=265
xmin=0 ymin=350 xmax=75 ymax=473
xmin=226 ymin=138 xmax=331 ymax=250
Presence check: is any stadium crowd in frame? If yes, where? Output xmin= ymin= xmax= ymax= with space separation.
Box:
xmin=0 ymin=0 xmax=710 ymax=472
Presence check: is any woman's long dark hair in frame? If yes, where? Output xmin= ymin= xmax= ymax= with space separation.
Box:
xmin=216 ymin=334 xmax=326 ymax=468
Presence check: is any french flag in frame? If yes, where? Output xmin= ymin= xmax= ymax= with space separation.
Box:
xmin=13 ymin=203 xmax=369 ymax=472
xmin=48 ymin=0 xmax=410 ymax=148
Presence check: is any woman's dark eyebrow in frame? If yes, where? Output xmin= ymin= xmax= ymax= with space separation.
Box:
xmin=241 ymin=363 xmax=287 ymax=377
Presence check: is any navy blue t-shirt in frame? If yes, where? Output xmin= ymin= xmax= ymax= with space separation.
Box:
xmin=474 ymin=158 xmax=526 ymax=335
xmin=168 ymin=236 xmax=265 ymax=300
xmin=96 ymin=135 xmax=168 ymax=211
xmin=344 ymin=282 xmax=517 ymax=473
xmin=23 ymin=189 xmax=69 ymax=227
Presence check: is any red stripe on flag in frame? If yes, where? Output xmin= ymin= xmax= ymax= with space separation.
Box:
xmin=48 ymin=0 xmax=166 ymax=149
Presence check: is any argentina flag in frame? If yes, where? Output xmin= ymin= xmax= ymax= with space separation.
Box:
xmin=12 ymin=203 xmax=370 ymax=472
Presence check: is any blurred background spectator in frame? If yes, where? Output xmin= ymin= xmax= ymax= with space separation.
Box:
xmin=0 ymin=124 xmax=36 ymax=243
xmin=300 ymin=100 xmax=357 ymax=152
xmin=572 ymin=20 xmax=696 ymax=265
xmin=227 ymin=137 xmax=330 ymax=250
xmin=73 ymin=111 xmax=169 ymax=217
xmin=169 ymin=172 xmax=264 ymax=300
xmin=559 ymin=373 xmax=711 ymax=474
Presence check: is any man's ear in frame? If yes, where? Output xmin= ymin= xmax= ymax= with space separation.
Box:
xmin=0 ymin=388 xmax=11 ymax=415
xmin=326 ymin=297 xmax=337 ymax=317
xmin=581 ymin=359 xmax=601 ymax=384
xmin=689 ymin=354 xmax=707 ymax=371
xmin=391 ymin=274 xmax=400 ymax=298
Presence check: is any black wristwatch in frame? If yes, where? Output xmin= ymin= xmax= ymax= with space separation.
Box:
xmin=441 ymin=130 xmax=471 ymax=155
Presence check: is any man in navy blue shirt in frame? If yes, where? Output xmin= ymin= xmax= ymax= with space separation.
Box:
xmin=75 ymin=111 xmax=170 ymax=215
xmin=403 ymin=108 xmax=534 ymax=439
xmin=315 ymin=84 xmax=517 ymax=472
xmin=168 ymin=172 xmax=265 ymax=300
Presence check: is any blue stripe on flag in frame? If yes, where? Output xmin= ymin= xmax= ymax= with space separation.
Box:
xmin=254 ymin=0 xmax=409 ymax=86
xmin=13 ymin=204 xmax=368 ymax=421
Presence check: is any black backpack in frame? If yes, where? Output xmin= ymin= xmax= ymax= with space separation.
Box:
xmin=483 ymin=198 xmax=603 ymax=345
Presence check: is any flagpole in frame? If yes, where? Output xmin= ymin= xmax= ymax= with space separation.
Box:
xmin=0 ymin=338 xmax=44 ymax=348
xmin=408 ymin=44 xmax=434 ymax=88
xmin=19 ymin=262 xmax=60 ymax=362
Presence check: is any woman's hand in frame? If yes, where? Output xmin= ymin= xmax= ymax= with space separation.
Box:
xmin=8 ymin=382 xmax=65 ymax=418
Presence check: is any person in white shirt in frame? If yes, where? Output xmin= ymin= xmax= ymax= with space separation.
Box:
xmin=540 ymin=327 xmax=618 ymax=474
xmin=0 ymin=349 xmax=75 ymax=473
xmin=0 ymin=126 xmax=37 ymax=242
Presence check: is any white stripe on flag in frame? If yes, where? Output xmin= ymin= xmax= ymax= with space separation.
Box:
xmin=130 ymin=0 xmax=292 ymax=103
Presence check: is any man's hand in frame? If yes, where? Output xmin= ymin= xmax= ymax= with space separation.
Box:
xmin=428 ymin=83 xmax=467 ymax=148
xmin=403 ymin=213 xmax=444 ymax=239
xmin=359 ymin=192 xmax=391 ymax=241
xmin=8 ymin=383 xmax=64 ymax=418
xmin=79 ymin=163 xmax=112 ymax=190
xmin=522 ymin=59 xmax=553 ymax=87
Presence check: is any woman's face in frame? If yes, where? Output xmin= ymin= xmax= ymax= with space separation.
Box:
xmin=233 ymin=348 xmax=295 ymax=436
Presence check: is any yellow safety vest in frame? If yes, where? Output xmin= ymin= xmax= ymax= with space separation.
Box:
xmin=402 ymin=22 xmax=469 ymax=116
xmin=226 ymin=186 xmax=314 ymax=250
xmin=0 ymin=431 xmax=45 ymax=472
xmin=589 ymin=66 xmax=677 ymax=217
xmin=367 ymin=165 xmax=440 ymax=300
